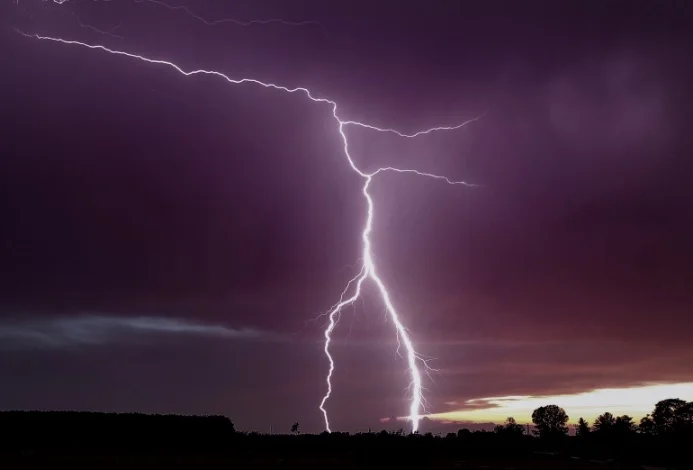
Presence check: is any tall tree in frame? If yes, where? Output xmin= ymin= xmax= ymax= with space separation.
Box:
xmin=614 ymin=415 xmax=636 ymax=434
xmin=652 ymin=399 xmax=689 ymax=434
xmin=639 ymin=414 xmax=657 ymax=435
xmin=576 ymin=418 xmax=590 ymax=437
xmin=593 ymin=412 xmax=616 ymax=432
xmin=531 ymin=405 xmax=569 ymax=439
xmin=677 ymin=402 xmax=693 ymax=428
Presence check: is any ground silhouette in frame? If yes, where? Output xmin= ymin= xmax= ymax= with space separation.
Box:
xmin=1 ymin=398 xmax=691 ymax=469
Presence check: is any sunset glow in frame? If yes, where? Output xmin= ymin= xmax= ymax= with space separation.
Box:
xmin=426 ymin=383 xmax=693 ymax=424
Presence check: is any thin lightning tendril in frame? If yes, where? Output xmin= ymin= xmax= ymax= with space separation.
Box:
xmin=18 ymin=31 xmax=479 ymax=433
xmin=135 ymin=0 xmax=327 ymax=32
xmin=72 ymin=12 xmax=123 ymax=39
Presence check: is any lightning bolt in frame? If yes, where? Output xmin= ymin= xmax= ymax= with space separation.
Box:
xmin=72 ymin=12 xmax=123 ymax=39
xmin=18 ymin=31 xmax=479 ymax=434
xmin=134 ymin=0 xmax=327 ymax=32
xmin=38 ymin=0 xmax=325 ymax=32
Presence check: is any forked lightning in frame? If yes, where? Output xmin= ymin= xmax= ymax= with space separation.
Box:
xmin=19 ymin=28 xmax=479 ymax=433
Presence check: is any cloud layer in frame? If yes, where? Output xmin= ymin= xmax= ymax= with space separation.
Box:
xmin=0 ymin=315 xmax=274 ymax=350
xmin=1 ymin=0 xmax=692 ymax=432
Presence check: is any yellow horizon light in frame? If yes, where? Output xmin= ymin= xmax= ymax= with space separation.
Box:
xmin=424 ymin=382 xmax=693 ymax=424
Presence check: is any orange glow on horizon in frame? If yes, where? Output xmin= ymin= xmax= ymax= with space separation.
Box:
xmin=425 ymin=382 xmax=693 ymax=424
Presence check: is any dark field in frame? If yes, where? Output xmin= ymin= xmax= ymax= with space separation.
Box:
xmin=1 ymin=412 xmax=689 ymax=469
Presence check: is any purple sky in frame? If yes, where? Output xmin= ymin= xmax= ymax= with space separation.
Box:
xmin=2 ymin=0 xmax=693 ymax=433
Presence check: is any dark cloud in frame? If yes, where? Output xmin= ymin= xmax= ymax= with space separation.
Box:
xmin=425 ymin=340 xmax=693 ymax=408
xmin=1 ymin=0 xmax=692 ymax=432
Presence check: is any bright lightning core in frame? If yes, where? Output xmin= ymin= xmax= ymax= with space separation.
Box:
xmin=19 ymin=30 xmax=479 ymax=434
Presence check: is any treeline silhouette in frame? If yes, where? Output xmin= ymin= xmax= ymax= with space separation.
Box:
xmin=0 ymin=411 xmax=235 ymax=452
xmin=1 ymin=398 xmax=691 ymax=468
xmin=567 ymin=398 xmax=693 ymax=468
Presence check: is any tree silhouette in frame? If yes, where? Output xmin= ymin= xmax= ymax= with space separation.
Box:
xmin=593 ymin=412 xmax=616 ymax=432
xmin=494 ymin=417 xmax=525 ymax=436
xmin=576 ymin=417 xmax=590 ymax=436
xmin=638 ymin=414 xmax=656 ymax=435
xmin=531 ymin=405 xmax=569 ymax=439
xmin=1 ymin=403 xmax=692 ymax=468
xmin=614 ymin=415 xmax=635 ymax=434
xmin=651 ymin=398 xmax=691 ymax=434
